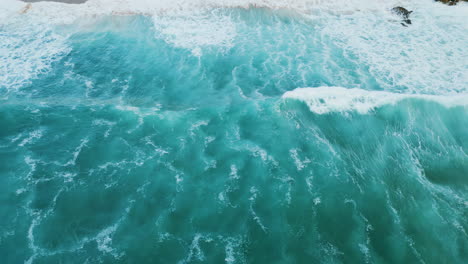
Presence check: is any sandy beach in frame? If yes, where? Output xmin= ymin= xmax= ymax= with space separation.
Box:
xmin=22 ymin=0 xmax=88 ymax=4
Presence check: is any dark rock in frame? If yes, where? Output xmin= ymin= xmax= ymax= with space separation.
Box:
xmin=391 ymin=7 xmax=413 ymax=27
xmin=391 ymin=7 xmax=413 ymax=19
xmin=436 ymin=0 xmax=458 ymax=6
xmin=435 ymin=0 xmax=468 ymax=6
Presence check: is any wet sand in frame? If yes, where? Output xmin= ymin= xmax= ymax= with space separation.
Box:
xmin=22 ymin=0 xmax=88 ymax=4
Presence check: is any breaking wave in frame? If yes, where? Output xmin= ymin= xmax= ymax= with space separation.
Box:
xmin=283 ymin=87 xmax=468 ymax=114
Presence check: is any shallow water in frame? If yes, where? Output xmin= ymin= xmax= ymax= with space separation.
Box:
xmin=1 ymin=2 xmax=467 ymax=263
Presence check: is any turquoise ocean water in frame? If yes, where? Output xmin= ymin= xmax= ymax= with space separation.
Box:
xmin=1 ymin=2 xmax=468 ymax=263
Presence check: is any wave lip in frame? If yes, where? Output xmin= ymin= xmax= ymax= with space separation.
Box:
xmin=282 ymin=87 xmax=468 ymax=114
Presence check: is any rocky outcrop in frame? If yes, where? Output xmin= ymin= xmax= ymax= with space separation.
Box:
xmin=436 ymin=0 xmax=468 ymax=6
xmin=391 ymin=7 xmax=413 ymax=27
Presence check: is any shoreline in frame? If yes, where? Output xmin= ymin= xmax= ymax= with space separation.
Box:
xmin=22 ymin=0 xmax=88 ymax=3
xmin=13 ymin=0 xmax=468 ymax=18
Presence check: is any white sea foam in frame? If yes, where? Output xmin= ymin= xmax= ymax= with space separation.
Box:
xmin=223 ymin=237 xmax=244 ymax=264
xmin=153 ymin=10 xmax=237 ymax=55
xmin=24 ymin=155 xmax=38 ymax=179
xmin=320 ymin=1 xmax=468 ymax=94
xmin=65 ymin=138 xmax=89 ymax=166
xmin=229 ymin=164 xmax=240 ymax=180
xmin=0 ymin=15 xmax=71 ymax=95
xmin=249 ymin=187 xmax=268 ymax=232
xmin=1 ymin=0 xmax=439 ymax=31
xmin=283 ymin=87 xmax=468 ymax=114
xmin=18 ymin=129 xmax=44 ymax=147
xmin=2 ymin=0 xmax=467 ymax=95
xmin=289 ymin=148 xmax=311 ymax=171
xmin=185 ymin=233 xmax=214 ymax=262
xmin=92 ymin=119 xmax=116 ymax=137
xmin=95 ymin=223 xmax=124 ymax=259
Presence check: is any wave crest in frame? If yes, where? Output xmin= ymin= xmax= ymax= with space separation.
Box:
xmin=283 ymin=87 xmax=468 ymax=114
